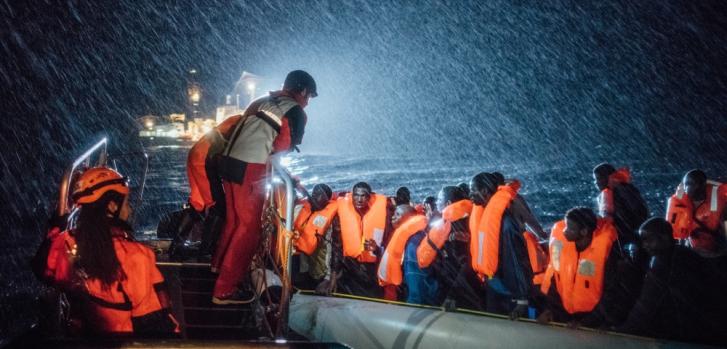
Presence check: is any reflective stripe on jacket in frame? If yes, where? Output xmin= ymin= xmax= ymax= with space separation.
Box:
xmin=540 ymin=219 xmax=617 ymax=314
xmin=666 ymin=180 xmax=727 ymax=239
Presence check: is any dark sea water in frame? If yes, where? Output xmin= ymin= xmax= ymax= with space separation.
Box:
xmin=1 ymin=144 xmax=722 ymax=344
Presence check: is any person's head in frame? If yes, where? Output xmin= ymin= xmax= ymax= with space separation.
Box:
xmin=564 ymin=207 xmax=598 ymax=243
xmin=469 ymin=172 xmax=498 ymax=206
xmin=395 ymin=186 xmax=412 ymax=206
xmin=457 ymin=182 xmax=470 ymax=197
xmin=683 ymin=169 xmax=707 ymax=202
xmin=638 ymin=217 xmax=674 ymax=257
xmin=71 ymin=167 xmax=131 ymax=286
xmin=423 ymin=196 xmax=437 ymax=218
xmin=492 ymin=172 xmax=506 ymax=186
xmin=351 ymin=182 xmax=372 ymax=211
xmin=436 ymin=185 xmax=467 ymax=212
xmin=283 ymin=70 xmax=317 ymax=108
xmin=391 ymin=204 xmax=416 ymax=229
xmin=310 ymin=183 xmax=332 ymax=211
xmin=593 ymin=162 xmax=616 ymax=191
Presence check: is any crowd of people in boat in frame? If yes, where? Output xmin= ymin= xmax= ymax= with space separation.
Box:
xmin=32 ymin=71 xmax=727 ymax=345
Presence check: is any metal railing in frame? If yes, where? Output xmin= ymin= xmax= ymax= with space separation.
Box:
xmin=57 ymin=137 xmax=108 ymax=216
xmin=269 ymin=156 xmax=297 ymax=339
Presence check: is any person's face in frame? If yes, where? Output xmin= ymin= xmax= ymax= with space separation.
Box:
xmin=593 ymin=172 xmax=608 ymax=191
xmin=391 ymin=207 xmax=411 ymax=228
xmin=311 ymin=187 xmax=329 ymax=211
xmin=683 ymin=175 xmax=705 ymax=202
xmin=108 ymin=195 xmax=131 ymax=221
xmin=564 ymin=218 xmax=584 ymax=242
xmin=298 ymin=88 xmax=312 ymax=108
xmin=469 ymin=180 xmax=491 ymax=206
xmin=352 ymin=187 xmax=371 ymax=211
xmin=639 ymin=227 xmax=671 ymax=256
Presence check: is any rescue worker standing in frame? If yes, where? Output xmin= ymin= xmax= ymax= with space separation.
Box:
xmin=665 ymin=169 xmax=727 ymax=253
xmin=212 ymin=70 xmax=315 ymax=304
xmin=618 ymin=217 xmax=727 ymax=345
xmin=469 ymin=172 xmax=534 ymax=317
xmin=537 ymin=207 xmax=620 ymax=329
xmin=378 ymin=204 xmax=436 ymax=304
xmin=35 ymin=167 xmax=179 ymax=336
xmin=593 ymin=163 xmax=648 ymax=247
xmin=321 ymin=182 xmax=393 ymax=298
xmin=183 ymin=114 xmax=242 ymax=260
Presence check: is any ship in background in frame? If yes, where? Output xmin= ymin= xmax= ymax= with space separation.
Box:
xmin=138 ymin=69 xmax=263 ymax=145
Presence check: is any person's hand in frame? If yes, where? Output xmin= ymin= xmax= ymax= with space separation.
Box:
xmin=364 ymin=239 xmax=379 ymax=253
xmin=315 ymin=272 xmax=338 ymax=296
xmin=536 ymin=309 xmax=553 ymax=325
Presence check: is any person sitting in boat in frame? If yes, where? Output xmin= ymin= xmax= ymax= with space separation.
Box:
xmin=420 ymin=186 xmax=485 ymax=310
xmin=293 ymin=183 xmax=338 ymax=288
xmin=211 ymin=70 xmax=315 ymax=305
xmin=318 ymin=182 xmax=393 ymax=299
xmin=665 ymin=169 xmax=727 ymax=254
xmin=469 ymin=172 xmax=538 ymax=317
xmin=34 ymin=166 xmax=179 ymax=336
xmin=617 ymin=217 xmax=727 ymax=345
xmin=537 ymin=207 xmax=622 ymax=329
xmin=377 ymin=204 xmax=437 ymax=304
xmin=593 ymin=163 xmax=649 ymax=248
xmin=493 ymin=171 xmax=548 ymax=241
xmin=422 ymin=195 xmax=439 ymax=220
xmin=172 ymin=113 xmax=243 ymax=262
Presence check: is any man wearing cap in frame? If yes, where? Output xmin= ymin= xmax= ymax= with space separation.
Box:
xmin=212 ymin=70 xmax=317 ymax=304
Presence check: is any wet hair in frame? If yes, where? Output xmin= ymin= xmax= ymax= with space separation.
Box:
xmin=639 ymin=217 xmax=673 ymax=239
xmin=312 ymin=183 xmax=333 ymax=200
xmin=440 ymin=186 xmax=467 ymax=203
xmin=565 ymin=207 xmax=597 ymax=233
xmin=685 ymin=169 xmax=707 ymax=185
xmin=395 ymin=186 xmax=411 ymax=205
xmin=352 ymin=182 xmax=372 ymax=194
xmin=471 ymin=172 xmax=498 ymax=194
xmin=492 ymin=172 xmax=505 ymax=186
xmin=423 ymin=196 xmax=436 ymax=207
xmin=456 ymin=182 xmax=470 ymax=197
xmin=593 ymin=163 xmax=616 ymax=178
xmin=75 ymin=190 xmax=126 ymax=288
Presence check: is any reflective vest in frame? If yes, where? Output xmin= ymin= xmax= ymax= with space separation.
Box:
xmin=540 ymin=219 xmax=617 ymax=314
xmin=470 ymin=181 xmax=547 ymax=282
xmin=223 ymin=95 xmax=299 ymax=164
xmin=597 ymin=168 xmax=631 ymax=218
xmin=378 ymin=215 xmax=429 ymax=286
xmin=337 ymin=193 xmax=388 ymax=263
xmin=666 ymin=180 xmax=727 ymax=239
xmin=293 ymin=199 xmax=338 ymax=255
xmin=417 ymin=199 xmax=472 ymax=268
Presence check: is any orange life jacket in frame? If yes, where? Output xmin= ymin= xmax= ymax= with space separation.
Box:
xmin=293 ymin=199 xmax=338 ymax=255
xmin=470 ymin=182 xmax=521 ymax=279
xmin=540 ymin=219 xmax=617 ymax=314
xmin=45 ymin=231 xmax=173 ymax=333
xmin=666 ymin=180 xmax=727 ymax=239
xmin=470 ymin=181 xmax=547 ymax=282
xmin=377 ymin=215 xmax=429 ymax=286
xmin=597 ymin=168 xmax=632 ymax=217
xmin=416 ymin=199 xmax=472 ymax=268
xmin=337 ymin=192 xmax=388 ymax=263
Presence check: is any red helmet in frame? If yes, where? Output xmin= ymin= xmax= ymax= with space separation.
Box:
xmin=71 ymin=167 xmax=129 ymax=205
